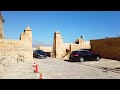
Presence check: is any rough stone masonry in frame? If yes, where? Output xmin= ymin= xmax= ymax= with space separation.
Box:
xmin=0 ymin=11 xmax=4 ymax=39
xmin=0 ymin=11 xmax=33 ymax=77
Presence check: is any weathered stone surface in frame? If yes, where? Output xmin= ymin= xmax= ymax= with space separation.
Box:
xmin=36 ymin=46 xmax=52 ymax=52
xmin=52 ymin=31 xmax=91 ymax=59
xmin=0 ymin=58 xmax=38 ymax=79
xmin=0 ymin=12 xmax=33 ymax=78
xmin=90 ymin=37 xmax=120 ymax=60
xmin=0 ymin=26 xmax=33 ymax=62
xmin=0 ymin=11 xmax=4 ymax=39
xmin=0 ymin=56 xmax=17 ymax=78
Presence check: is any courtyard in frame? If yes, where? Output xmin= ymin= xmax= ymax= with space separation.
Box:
xmin=1 ymin=57 xmax=120 ymax=79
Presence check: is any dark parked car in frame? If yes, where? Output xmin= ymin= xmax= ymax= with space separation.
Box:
xmin=33 ymin=50 xmax=46 ymax=59
xmin=69 ymin=50 xmax=101 ymax=62
xmin=45 ymin=52 xmax=51 ymax=57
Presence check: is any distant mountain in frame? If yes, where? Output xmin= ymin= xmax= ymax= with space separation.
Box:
xmin=32 ymin=40 xmax=52 ymax=48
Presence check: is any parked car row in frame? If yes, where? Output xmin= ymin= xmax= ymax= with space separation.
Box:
xmin=33 ymin=49 xmax=101 ymax=62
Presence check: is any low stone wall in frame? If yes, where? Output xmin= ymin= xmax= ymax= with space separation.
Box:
xmin=36 ymin=46 xmax=53 ymax=52
xmin=83 ymin=41 xmax=90 ymax=45
xmin=55 ymin=43 xmax=70 ymax=59
xmin=55 ymin=44 xmax=91 ymax=59
xmin=0 ymin=39 xmax=33 ymax=62
xmin=0 ymin=50 xmax=33 ymax=61
xmin=70 ymin=44 xmax=91 ymax=51
xmin=61 ymin=44 xmax=91 ymax=59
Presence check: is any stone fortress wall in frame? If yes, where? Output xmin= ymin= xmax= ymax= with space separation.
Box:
xmin=35 ymin=31 xmax=91 ymax=59
xmin=0 ymin=26 xmax=33 ymax=77
xmin=52 ymin=31 xmax=91 ymax=59
xmin=0 ymin=26 xmax=33 ymax=62
xmin=90 ymin=37 xmax=120 ymax=60
xmin=0 ymin=12 xmax=33 ymax=77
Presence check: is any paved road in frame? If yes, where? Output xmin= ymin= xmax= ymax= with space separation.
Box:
xmin=1 ymin=61 xmax=39 ymax=79
xmin=1 ymin=57 xmax=120 ymax=79
xmin=35 ymin=57 xmax=120 ymax=79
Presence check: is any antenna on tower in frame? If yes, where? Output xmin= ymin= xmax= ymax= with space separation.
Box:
xmin=80 ymin=35 xmax=84 ymax=39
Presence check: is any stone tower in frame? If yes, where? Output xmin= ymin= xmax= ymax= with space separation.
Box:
xmin=53 ymin=31 xmax=63 ymax=58
xmin=0 ymin=11 xmax=4 ymax=39
xmin=20 ymin=26 xmax=32 ymax=42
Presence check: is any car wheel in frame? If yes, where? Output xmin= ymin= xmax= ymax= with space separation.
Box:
xmin=96 ymin=56 xmax=100 ymax=61
xmin=80 ymin=57 xmax=84 ymax=62
xmin=44 ymin=56 xmax=46 ymax=59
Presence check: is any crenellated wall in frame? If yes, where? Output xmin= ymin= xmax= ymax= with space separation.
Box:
xmin=70 ymin=44 xmax=91 ymax=51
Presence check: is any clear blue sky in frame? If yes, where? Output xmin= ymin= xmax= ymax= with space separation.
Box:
xmin=2 ymin=11 xmax=120 ymax=46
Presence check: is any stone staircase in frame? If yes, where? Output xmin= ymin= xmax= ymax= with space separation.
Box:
xmin=62 ymin=51 xmax=71 ymax=60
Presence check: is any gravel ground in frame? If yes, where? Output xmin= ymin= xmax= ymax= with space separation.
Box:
xmin=35 ymin=57 xmax=120 ymax=79
xmin=1 ymin=61 xmax=39 ymax=79
xmin=1 ymin=57 xmax=120 ymax=79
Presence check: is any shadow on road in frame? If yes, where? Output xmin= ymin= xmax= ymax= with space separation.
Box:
xmin=98 ymin=67 xmax=120 ymax=74
xmin=64 ymin=59 xmax=79 ymax=62
xmin=64 ymin=59 xmax=92 ymax=62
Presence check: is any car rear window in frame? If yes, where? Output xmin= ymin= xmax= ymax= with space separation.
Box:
xmin=36 ymin=50 xmax=45 ymax=54
xmin=71 ymin=51 xmax=79 ymax=54
xmin=79 ymin=51 xmax=89 ymax=54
